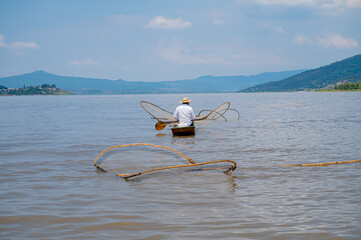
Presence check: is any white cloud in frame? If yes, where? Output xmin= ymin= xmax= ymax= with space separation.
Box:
xmin=208 ymin=9 xmax=230 ymax=25
xmin=156 ymin=39 xmax=230 ymax=65
xmin=146 ymin=16 xmax=192 ymax=30
xmin=243 ymin=0 xmax=361 ymax=15
xmin=0 ymin=34 xmax=40 ymax=51
xmin=252 ymin=0 xmax=361 ymax=9
xmin=294 ymin=33 xmax=359 ymax=49
xmin=155 ymin=38 xmax=283 ymax=67
xmin=294 ymin=34 xmax=313 ymax=45
xmin=12 ymin=41 xmax=39 ymax=49
xmin=121 ymin=65 xmax=134 ymax=72
xmin=213 ymin=18 xmax=226 ymax=25
xmin=0 ymin=34 xmax=7 ymax=47
xmin=69 ymin=59 xmax=102 ymax=67
xmin=321 ymin=0 xmax=361 ymax=9
xmin=262 ymin=23 xmax=287 ymax=34
xmin=274 ymin=26 xmax=286 ymax=34
xmin=253 ymin=0 xmax=317 ymax=7
xmin=317 ymin=34 xmax=359 ymax=49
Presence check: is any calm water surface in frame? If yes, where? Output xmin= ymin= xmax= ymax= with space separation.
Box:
xmin=1 ymin=92 xmax=361 ymax=239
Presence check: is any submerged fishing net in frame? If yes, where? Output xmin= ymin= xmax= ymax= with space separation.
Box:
xmin=118 ymin=160 xmax=237 ymax=180
xmin=94 ymin=143 xmax=236 ymax=181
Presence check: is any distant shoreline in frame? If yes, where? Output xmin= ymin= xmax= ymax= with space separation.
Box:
xmin=0 ymin=93 xmax=73 ymax=96
xmin=0 ymin=84 xmax=73 ymax=96
xmin=317 ymin=89 xmax=361 ymax=92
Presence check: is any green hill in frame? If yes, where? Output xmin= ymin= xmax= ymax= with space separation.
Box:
xmin=241 ymin=54 xmax=361 ymax=92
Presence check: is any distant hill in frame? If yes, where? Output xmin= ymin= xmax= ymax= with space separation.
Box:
xmin=0 ymin=70 xmax=305 ymax=94
xmin=241 ymin=54 xmax=361 ymax=92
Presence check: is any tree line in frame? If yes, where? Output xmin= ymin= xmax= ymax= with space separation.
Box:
xmin=334 ymin=81 xmax=361 ymax=91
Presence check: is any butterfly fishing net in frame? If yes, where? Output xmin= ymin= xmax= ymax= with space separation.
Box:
xmin=140 ymin=101 xmax=177 ymax=123
xmin=94 ymin=143 xmax=236 ymax=181
xmin=140 ymin=101 xmax=235 ymax=131
xmin=118 ymin=160 xmax=237 ymax=180
xmin=197 ymin=108 xmax=239 ymax=121
xmin=193 ymin=102 xmax=230 ymax=121
xmin=140 ymin=101 xmax=234 ymax=130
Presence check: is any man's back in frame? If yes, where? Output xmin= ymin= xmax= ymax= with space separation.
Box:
xmin=173 ymin=104 xmax=195 ymax=127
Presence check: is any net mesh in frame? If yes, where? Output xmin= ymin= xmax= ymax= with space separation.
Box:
xmin=94 ymin=143 xmax=236 ymax=181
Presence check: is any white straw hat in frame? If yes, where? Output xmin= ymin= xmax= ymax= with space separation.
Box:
xmin=180 ymin=97 xmax=192 ymax=103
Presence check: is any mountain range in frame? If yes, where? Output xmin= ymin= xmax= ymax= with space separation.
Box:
xmin=0 ymin=70 xmax=304 ymax=94
xmin=1 ymin=54 xmax=360 ymax=94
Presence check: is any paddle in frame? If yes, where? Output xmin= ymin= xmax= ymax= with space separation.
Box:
xmin=155 ymin=120 xmax=178 ymax=130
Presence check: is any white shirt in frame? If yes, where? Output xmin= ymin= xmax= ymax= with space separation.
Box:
xmin=173 ymin=104 xmax=196 ymax=127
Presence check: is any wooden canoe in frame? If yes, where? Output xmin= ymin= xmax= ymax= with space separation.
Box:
xmin=171 ymin=126 xmax=195 ymax=136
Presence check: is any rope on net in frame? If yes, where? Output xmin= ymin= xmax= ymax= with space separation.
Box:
xmin=94 ymin=143 xmax=236 ymax=179
xmin=282 ymin=159 xmax=361 ymax=167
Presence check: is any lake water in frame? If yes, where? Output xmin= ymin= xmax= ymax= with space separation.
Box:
xmin=1 ymin=92 xmax=361 ymax=239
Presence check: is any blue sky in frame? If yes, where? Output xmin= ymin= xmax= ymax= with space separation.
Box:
xmin=0 ymin=0 xmax=360 ymax=82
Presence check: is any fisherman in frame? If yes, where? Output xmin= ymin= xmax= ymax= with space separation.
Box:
xmin=173 ymin=97 xmax=196 ymax=127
